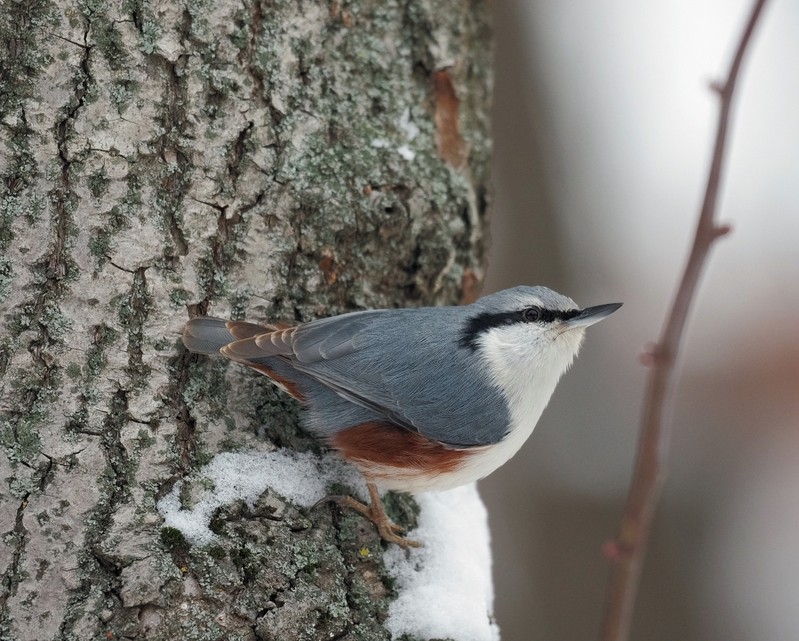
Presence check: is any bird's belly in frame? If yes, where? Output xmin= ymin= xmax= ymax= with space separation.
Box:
xmin=329 ymin=418 xmax=535 ymax=494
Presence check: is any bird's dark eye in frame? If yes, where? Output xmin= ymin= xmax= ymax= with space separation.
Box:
xmin=522 ymin=306 xmax=542 ymax=322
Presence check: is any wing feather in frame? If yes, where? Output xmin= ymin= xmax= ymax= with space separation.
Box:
xmin=184 ymin=308 xmax=510 ymax=447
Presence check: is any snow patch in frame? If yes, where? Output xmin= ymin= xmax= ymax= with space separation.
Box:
xmin=157 ymin=450 xmax=364 ymax=545
xmin=385 ymin=484 xmax=500 ymax=641
xmin=157 ymin=450 xmax=498 ymax=640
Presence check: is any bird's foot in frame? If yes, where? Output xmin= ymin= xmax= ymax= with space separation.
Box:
xmin=314 ymin=482 xmax=422 ymax=549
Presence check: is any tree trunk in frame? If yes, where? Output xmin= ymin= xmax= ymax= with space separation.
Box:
xmin=0 ymin=0 xmax=492 ymax=638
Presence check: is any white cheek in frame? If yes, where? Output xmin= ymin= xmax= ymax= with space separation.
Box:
xmin=481 ymin=325 xmax=584 ymax=393
xmin=465 ymin=326 xmax=586 ymax=479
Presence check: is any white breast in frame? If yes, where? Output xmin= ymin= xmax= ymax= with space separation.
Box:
xmin=440 ymin=329 xmax=575 ymax=490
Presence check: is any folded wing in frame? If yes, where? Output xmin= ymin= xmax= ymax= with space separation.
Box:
xmin=184 ymin=308 xmax=510 ymax=447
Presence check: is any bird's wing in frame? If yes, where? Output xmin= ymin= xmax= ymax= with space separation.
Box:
xmin=222 ymin=309 xmax=510 ymax=447
xmin=223 ymin=311 xmax=411 ymax=425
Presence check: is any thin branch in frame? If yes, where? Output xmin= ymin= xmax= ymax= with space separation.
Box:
xmin=598 ymin=2 xmax=770 ymax=640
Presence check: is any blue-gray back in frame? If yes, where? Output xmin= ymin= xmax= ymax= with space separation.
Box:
xmin=280 ymin=305 xmax=510 ymax=447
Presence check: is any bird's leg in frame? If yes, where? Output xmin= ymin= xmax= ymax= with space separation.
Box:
xmin=315 ymin=482 xmax=422 ymax=549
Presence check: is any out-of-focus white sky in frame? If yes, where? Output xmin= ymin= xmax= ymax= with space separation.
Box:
xmin=482 ymin=1 xmax=799 ymax=639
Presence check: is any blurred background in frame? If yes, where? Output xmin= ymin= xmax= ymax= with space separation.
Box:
xmin=481 ymin=1 xmax=799 ymax=639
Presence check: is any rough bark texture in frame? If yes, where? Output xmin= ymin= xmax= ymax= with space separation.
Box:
xmin=0 ymin=1 xmax=492 ymax=639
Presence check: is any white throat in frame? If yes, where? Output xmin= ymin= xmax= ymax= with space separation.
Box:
xmin=464 ymin=327 xmax=584 ymax=480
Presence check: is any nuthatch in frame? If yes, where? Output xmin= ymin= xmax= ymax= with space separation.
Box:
xmin=183 ymin=286 xmax=621 ymax=547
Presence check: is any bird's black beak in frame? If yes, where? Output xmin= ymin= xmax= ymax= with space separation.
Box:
xmin=565 ymin=302 xmax=623 ymax=328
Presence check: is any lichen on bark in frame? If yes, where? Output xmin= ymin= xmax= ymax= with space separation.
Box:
xmin=0 ymin=0 xmax=493 ymax=639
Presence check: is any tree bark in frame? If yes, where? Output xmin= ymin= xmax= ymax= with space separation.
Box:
xmin=0 ymin=1 xmax=492 ymax=639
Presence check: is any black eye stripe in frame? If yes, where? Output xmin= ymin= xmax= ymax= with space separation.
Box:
xmin=459 ymin=307 xmax=581 ymax=350
xmin=522 ymin=306 xmax=583 ymax=323
xmin=459 ymin=311 xmax=520 ymax=349
xmin=559 ymin=308 xmax=582 ymax=321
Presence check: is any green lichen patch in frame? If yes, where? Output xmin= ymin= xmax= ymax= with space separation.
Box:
xmin=6 ymin=361 xmax=62 ymax=428
xmin=65 ymin=361 xmax=82 ymax=380
xmin=88 ymin=173 xmax=138 ymax=269
xmin=87 ymin=166 xmax=110 ymax=198
xmin=169 ymin=287 xmax=192 ymax=309
xmin=194 ymin=211 xmax=251 ymax=305
xmin=84 ymin=323 xmax=121 ymax=379
xmin=160 ymin=526 xmax=189 ymax=552
xmin=1 ymin=183 xmax=47 ymax=226
xmin=111 ymin=268 xmax=153 ymax=388
xmin=0 ymin=418 xmax=43 ymax=465
xmin=88 ymin=206 xmax=129 ymax=260
xmin=0 ymin=256 xmax=11 ymax=303
xmin=0 ymin=0 xmax=59 ymax=117
xmin=39 ymin=299 xmax=74 ymax=343
xmin=179 ymin=357 xmax=231 ymax=417
xmin=0 ymin=338 xmax=12 ymax=379
xmin=379 ymin=491 xmax=420 ymax=535
xmin=138 ymin=20 xmax=160 ymax=55
xmin=93 ymin=17 xmax=129 ymax=70
xmin=1 ymin=116 xmax=48 ymax=306
xmin=109 ymin=78 xmax=138 ymax=113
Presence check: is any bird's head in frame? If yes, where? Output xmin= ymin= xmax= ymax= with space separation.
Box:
xmin=460 ymin=286 xmax=622 ymax=390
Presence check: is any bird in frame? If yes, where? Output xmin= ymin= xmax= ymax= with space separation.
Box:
xmin=182 ymin=286 xmax=621 ymax=547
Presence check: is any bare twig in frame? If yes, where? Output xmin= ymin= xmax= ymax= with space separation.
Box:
xmin=598 ymin=2 xmax=770 ymax=640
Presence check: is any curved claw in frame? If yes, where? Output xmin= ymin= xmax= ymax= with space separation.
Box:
xmin=313 ymin=484 xmax=422 ymax=549
xmin=311 ymin=494 xmax=347 ymax=512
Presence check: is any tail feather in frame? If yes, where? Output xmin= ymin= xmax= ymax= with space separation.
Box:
xmin=227 ymin=320 xmax=272 ymax=340
xmin=183 ymin=317 xmax=269 ymax=355
xmin=183 ymin=316 xmax=310 ymax=401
